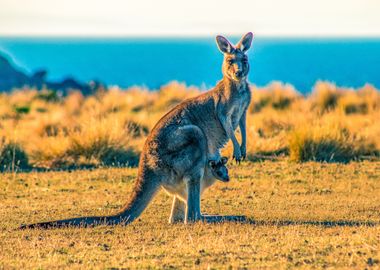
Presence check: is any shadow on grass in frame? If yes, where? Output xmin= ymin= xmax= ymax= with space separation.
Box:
xmin=247 ymin=148 xmax=289 ymax=162
xmin=246 ymin=219 xmax=379 ymax=227
xmin=16 ymin=218 xmax=379 ymax=231
xmin=200 ymin=216 xmax=379 ymax=227
xmin=204 ymin=215 xmax=378 ymax=227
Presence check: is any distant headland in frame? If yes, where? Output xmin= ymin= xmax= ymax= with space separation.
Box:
xmin=0 ymin=52 xmax=105 ymax=95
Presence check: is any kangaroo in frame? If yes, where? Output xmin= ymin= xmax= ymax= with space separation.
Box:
xmin=209 ymin=156 xmax=230 ymax=183
xmin=168 ymin=156 xmax=230 ymax=224
xmin=20 ymin=32 xmax=253 ymax=229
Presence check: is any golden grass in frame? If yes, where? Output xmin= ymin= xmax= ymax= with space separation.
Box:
xmin=0 ymin=81 xmax=379 ymax=170
xmin=1 ymin=161 xmax=379 ymax=269
xmin=250 ymin=81 xmax=301 ymax=112
xmin=288 ymin=122 xmax=377 ymax=163
xmin=1 ymin=81 xmax=379 ymax=269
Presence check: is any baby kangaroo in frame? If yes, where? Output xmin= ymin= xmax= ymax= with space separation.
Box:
xmin=20 ymin=32 xmax=253 ymax=229
xmin=209 ymin=156 xmax=229 ymax=183
xmin=168 ymin=156 xmax=230 ymax=224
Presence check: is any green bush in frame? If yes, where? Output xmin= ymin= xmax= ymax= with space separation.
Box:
xmin=14 ymin=105 xmax=30 ymax=114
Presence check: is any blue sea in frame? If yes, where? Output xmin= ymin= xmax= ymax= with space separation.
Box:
xmin=0 ymin=37 xmax=380 ymax=93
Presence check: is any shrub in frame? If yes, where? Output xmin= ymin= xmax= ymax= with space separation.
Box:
xmin=64 ymin=118 xmax=140 ymax=168
xmin=28 ymin=136 xmax=70 ymax=169
xmin=64 ymin=91 xmax=84 ymax=115
xmin=0 ymin=139 xmax=29 ymax=171
xmin=357 ymin=84 xmax=380 ymax=111
xmin=289 ymin=125 xmax=374 ymax=163
xmin=256 ymin=118 xmax=293 ymax=138
xmin=100 ymin=147 xmax=140 ymax=167
xmin=338 ymin=92 xmax=368 ymax=114
xmin=14 ymin=105 xmax=30 ymax=114
xmin=153 ymin=82 xmax=199 ymax=111
xmin=250 ymin=82 xmax=300 ymax=112
xmin=34 ymin=90 xmax=61 ymax=103
xmin=125 ymin=120 xmax=149 ymax=138
xmin=311 ymin=82 xmax=342 ymax=113
xmin=41 ymin=124 xmax=60 ymax=137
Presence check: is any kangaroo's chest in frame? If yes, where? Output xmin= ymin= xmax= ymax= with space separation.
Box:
xmin=229 ymin=90 xmax=251 ymax=129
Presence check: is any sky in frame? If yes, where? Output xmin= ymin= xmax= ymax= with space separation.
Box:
xmin=0 ymin=0 xmax=379 ymax=37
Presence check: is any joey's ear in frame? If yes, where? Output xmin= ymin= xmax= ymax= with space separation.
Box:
xmin=221 ymin=156 xmax=228 ymax=165
xmin=216 ymin=35 xmax=234 ymax=54
xmin=236 ymin=32 xmax=253 ymax=53
xmin=208 ymin=160 xmax=216 ymax=168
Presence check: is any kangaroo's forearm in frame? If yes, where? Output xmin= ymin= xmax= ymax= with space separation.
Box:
xmin=219 ymin=113 xmax=239 ymax=148
xmin=239 ymin=111 xmax=247 ymax=147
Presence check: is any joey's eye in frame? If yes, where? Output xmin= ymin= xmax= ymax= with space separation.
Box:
xmin=227 ymin=59 xmax=233 ymax=65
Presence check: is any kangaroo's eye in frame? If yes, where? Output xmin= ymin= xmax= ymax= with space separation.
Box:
xmin=227 ymin=59 xmax=233 ymax=65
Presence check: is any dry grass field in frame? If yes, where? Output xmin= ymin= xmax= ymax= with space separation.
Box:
xmin=1 ymin=81 xmax=380 ymax=171
xmin=1 ymin=81 xmax=380 ymax=269
xmin=1 ymin=161 xmax=380 ymax=269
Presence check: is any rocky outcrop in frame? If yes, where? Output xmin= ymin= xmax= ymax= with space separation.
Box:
xmin=0 ymin=52 xmax=106 ymax=95
xmin=0 ymin=54 xmax=30 ymax=90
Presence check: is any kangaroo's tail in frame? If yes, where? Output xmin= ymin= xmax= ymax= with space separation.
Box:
xmin=19 ymin=168 xmax=160 ymax=229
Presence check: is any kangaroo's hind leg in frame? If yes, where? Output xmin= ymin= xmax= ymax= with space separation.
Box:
xmin=184 ymin=166 xmax=204 ymax=223
xmin=165 ymin=125 xmax=207 ymax=223
xmin=165 ymin=125 xmax=246 ymax=224
xmin=169 ymin=196 xmax=186 ymax=224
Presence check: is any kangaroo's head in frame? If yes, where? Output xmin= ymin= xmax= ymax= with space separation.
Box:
xmin=209 ymin=157 xmax=229 ymax=182
xmin=216 ymin=32 xmax=253 ymax=82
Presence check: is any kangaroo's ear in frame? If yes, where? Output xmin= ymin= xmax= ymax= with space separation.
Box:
xmin=236 ymin=32 xmax=253 ymax=53
xmin=221 ymin=156 xmax=228 ymax=165
xmin=216 ymin=35 xmax=234 ymax=54
xmin=208 ymin=160 xmax=217 ymax=168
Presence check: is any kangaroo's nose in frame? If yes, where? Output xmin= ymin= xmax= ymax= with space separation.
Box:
xmin=235 ymin=70 xmax=242 ymax=77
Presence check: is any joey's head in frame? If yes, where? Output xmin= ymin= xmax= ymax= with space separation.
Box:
xmin=216 ymin=32 xmax=253 ymax=82
xmin=208 ymin=157 xmax=229 ymax=182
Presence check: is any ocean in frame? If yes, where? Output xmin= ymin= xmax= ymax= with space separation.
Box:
xmin=0 ymin=37 xmax=379 ymax=93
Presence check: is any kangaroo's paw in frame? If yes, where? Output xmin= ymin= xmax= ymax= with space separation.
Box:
xmin=232 ymin=147 xmax=242 ymax=163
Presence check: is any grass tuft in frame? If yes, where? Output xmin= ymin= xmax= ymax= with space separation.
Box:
xmin=311 ymin=81 xmax=342 ymax=113
xmin=0 ymin=138 xmax=29 ymax=171
xmin=289 ymin=125 xmax=375 ymax=163
xmin=251 ymin=82 xmax=300 ymax=112
xmin=63 ymin=119 xmax=139 ymax=168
